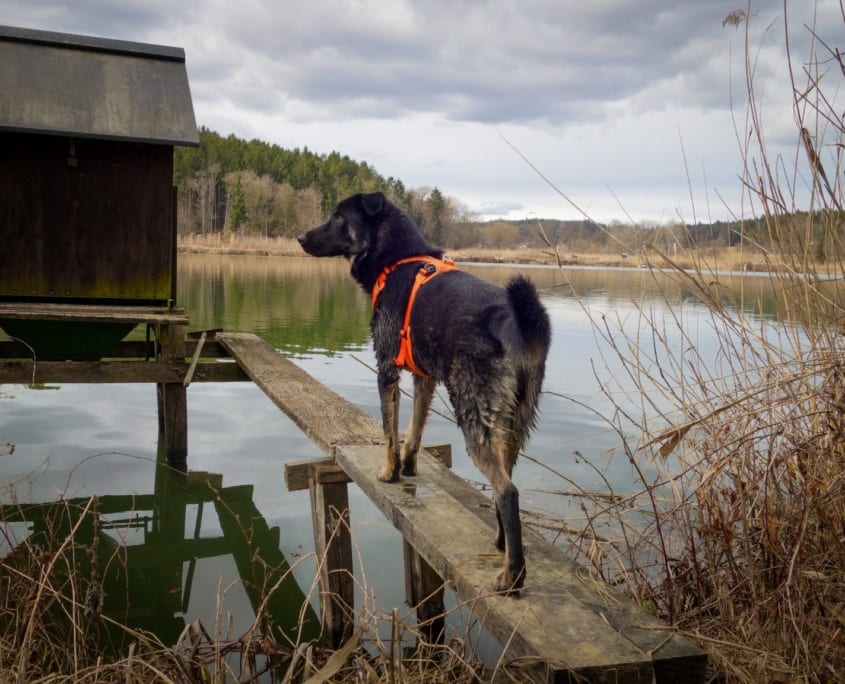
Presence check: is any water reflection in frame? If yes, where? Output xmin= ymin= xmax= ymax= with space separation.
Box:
xmin=1 ymin=254 xmax=800 ymax=668
xmin=0 ymin=431 xmax=319 ymax=655
xmin=178 ymin=254 xmax=371 ymax=356
xmin=177 ymin=254 xmax=790 ymax=357
xmin=173 ymin=255 xmax=797 ymax=510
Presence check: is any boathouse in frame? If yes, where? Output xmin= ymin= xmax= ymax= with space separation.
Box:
xmin=0 ymin=24 xmax=198 ymax=359
xmin=0 ymin=25 xmax=205 ymax=464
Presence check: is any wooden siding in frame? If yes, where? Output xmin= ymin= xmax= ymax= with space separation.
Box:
xmin=0 ymin=132 xmax=175 ymax=302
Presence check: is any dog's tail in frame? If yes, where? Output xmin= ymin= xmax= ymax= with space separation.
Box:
xmin=500 ymin=276 xmax=551 ymax=365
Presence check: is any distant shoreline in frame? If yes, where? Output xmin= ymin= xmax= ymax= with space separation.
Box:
xmin=177 ymin=233 xmax=777 ymax=272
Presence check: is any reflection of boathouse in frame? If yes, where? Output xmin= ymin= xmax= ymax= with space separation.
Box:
xmin=1 ymin=440 xmax=319 ymax=653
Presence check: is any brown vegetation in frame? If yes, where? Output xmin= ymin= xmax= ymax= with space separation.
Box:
xmin=0 ymin=488 xmax=491 ymax=682
xmin=533 ymin=7 xmax=845 ymax=683
xmin=178 ymin=232 xmax=782 ymax=272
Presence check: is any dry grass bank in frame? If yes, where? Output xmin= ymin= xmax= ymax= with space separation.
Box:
xmin=178 ymin=232 xmax=778 ymax=272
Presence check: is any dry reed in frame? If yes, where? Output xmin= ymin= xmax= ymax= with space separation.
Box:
xmin=0 ymin=472 xmax=508 ymax=682
xmin=533 ymin=6 xmax=845 ymax=682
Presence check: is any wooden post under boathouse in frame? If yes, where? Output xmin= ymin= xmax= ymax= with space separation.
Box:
xmin=0 ymin=25 xmax=204 ymax=467
xmin=0 ymin=25 xmax=707 ymax=682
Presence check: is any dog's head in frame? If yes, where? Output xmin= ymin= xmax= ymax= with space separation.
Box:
xmin=297 ymin=192 xmax=386 ymax=259
xmin=299 ymin=191 xmax=442 ymax=289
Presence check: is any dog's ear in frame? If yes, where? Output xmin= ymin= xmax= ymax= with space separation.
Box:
xmin=360 ymin=192 xmax=385 ymax=217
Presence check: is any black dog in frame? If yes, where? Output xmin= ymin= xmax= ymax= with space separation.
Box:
xmin=298 ymin=192 xmax=550 ymax=595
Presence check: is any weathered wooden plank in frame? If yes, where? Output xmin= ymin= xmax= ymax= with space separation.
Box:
xmin=0 ymin=359 xmax=247 ymax=384
xmin=0 ymin=338 xmax=231 ymax=360
xmin=338 ymin=444 xmax=660 ymax=682
xmin=0 ymin=302 xmax=188 ymax=325
xmin=217 ymin=332 xmax=381 ymax=454
xmin=182 ymin=331 xmax=207 ymax=386
xmin=284 ymin=445 xmax=452 ymax=493
xmin=285 ymin=457 xmax=336 ymax=492
xmin=220 ymin=333 xmax=706 ymax=681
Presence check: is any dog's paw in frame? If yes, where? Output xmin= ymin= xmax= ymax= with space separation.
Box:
xmin=400 ymin=460 xmax=417 ymax=477
xmin=377 ymin=466 xmax=400 ymax=483
xmin=493 ymin=565 xmax=526 ymax=597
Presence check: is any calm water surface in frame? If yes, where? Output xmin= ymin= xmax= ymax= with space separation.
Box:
xmin=0 ymin=254 xmax=783 ymax=660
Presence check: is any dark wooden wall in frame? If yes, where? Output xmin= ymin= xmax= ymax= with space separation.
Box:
xmin=0 ymin=132 xmax=175 ymax=304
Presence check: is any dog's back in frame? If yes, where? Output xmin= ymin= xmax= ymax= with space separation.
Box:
xmin=395 ymin=269 xmax=550 ymax=466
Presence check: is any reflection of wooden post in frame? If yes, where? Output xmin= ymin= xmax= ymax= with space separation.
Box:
xmin=156 ymin=322 xmax=187 ymax=469
xmin=151 ymin=446 xmax=189 ymax=625
xmin=214 ymin=484 xmax=321 ymax=641
xmin=403 ymin=539 xmax=445 ymax=646
xmin=403 ymin=444 xmax=449 ymax=646
xmin=309 ymin=462 xmax=354 ymax=649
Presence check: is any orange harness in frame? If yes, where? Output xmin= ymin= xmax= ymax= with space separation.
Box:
xmin=371 ymin=255 xmax=458 ymax=377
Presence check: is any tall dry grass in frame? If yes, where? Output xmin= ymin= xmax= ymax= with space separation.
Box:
xmin=0 ymin=462 xmax=516 ymax=683
xmin=533 ymin=6 xmax=845 ymax=683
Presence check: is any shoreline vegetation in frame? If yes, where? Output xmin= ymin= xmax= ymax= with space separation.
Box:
xmin=178 ymin=232 xmax=781 ymax=273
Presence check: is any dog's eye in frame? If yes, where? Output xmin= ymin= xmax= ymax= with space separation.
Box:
xmin=334 ymin=212 xmax=344 ymax=222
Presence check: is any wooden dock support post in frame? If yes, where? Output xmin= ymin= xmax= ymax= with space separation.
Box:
xmin=286 ymin=449 xmax=451 ymax=650
xmin=155 ymin=321 xmax=188 ymax=469
xmin=309 ymin=462 xmax=354 ymax=649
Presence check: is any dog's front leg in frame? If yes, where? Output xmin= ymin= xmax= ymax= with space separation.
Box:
xmin=377 ymin=369 xmax=401 ymax=483
xmin=401 ymin=374 xmax=436 ymax=476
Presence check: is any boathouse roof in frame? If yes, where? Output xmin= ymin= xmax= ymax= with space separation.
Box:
xmin=0 ymin=25 xmax=199 ymax=146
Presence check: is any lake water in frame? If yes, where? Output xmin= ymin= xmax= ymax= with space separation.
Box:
xmin=0 ymin=254 xmax=783 ymax=663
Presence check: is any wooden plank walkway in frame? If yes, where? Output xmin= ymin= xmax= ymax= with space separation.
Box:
xmin=217 ymin=332 xmax=706 ymax=683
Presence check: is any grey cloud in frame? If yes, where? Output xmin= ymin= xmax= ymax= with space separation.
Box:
xmin=3 ymin=0 xmax=798 ymax=128
xmin=207 ymin=0 xmax=784 ymax=126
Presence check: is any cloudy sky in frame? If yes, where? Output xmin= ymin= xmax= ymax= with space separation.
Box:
xmin=3 ymin=1 xmax=840 ymax=223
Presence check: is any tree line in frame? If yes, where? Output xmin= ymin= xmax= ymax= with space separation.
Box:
xmin=173 ymin=127 xmax=471 ymax=243
xmin=175 ymin=128 xmax=822 ymax=256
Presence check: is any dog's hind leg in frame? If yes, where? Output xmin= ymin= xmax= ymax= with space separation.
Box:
xmin=377 ymin=369 xmax=402 ymax=483
xmin=492 ymin=368 xmax=544 ymax=559
xmin=493 ymin=501 xmax=506 ymax=552
xmin=492 ymin=476 xmax=525 ymax=595
xmin=400 ymin=374 xmax=436 ymax=476
xmin=468 ymin=434 xmax=525 ymax=596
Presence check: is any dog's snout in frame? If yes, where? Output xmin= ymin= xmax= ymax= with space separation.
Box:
xmin=297 ymin=233 xmax=306 ymax=245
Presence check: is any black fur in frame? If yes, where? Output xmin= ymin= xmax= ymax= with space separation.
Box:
xmin=298 ymin=191 xmax=551 ymax=595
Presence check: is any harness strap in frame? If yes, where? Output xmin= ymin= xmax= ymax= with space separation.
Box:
xmin=371 ymin=255 xmax=458 ymax=377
